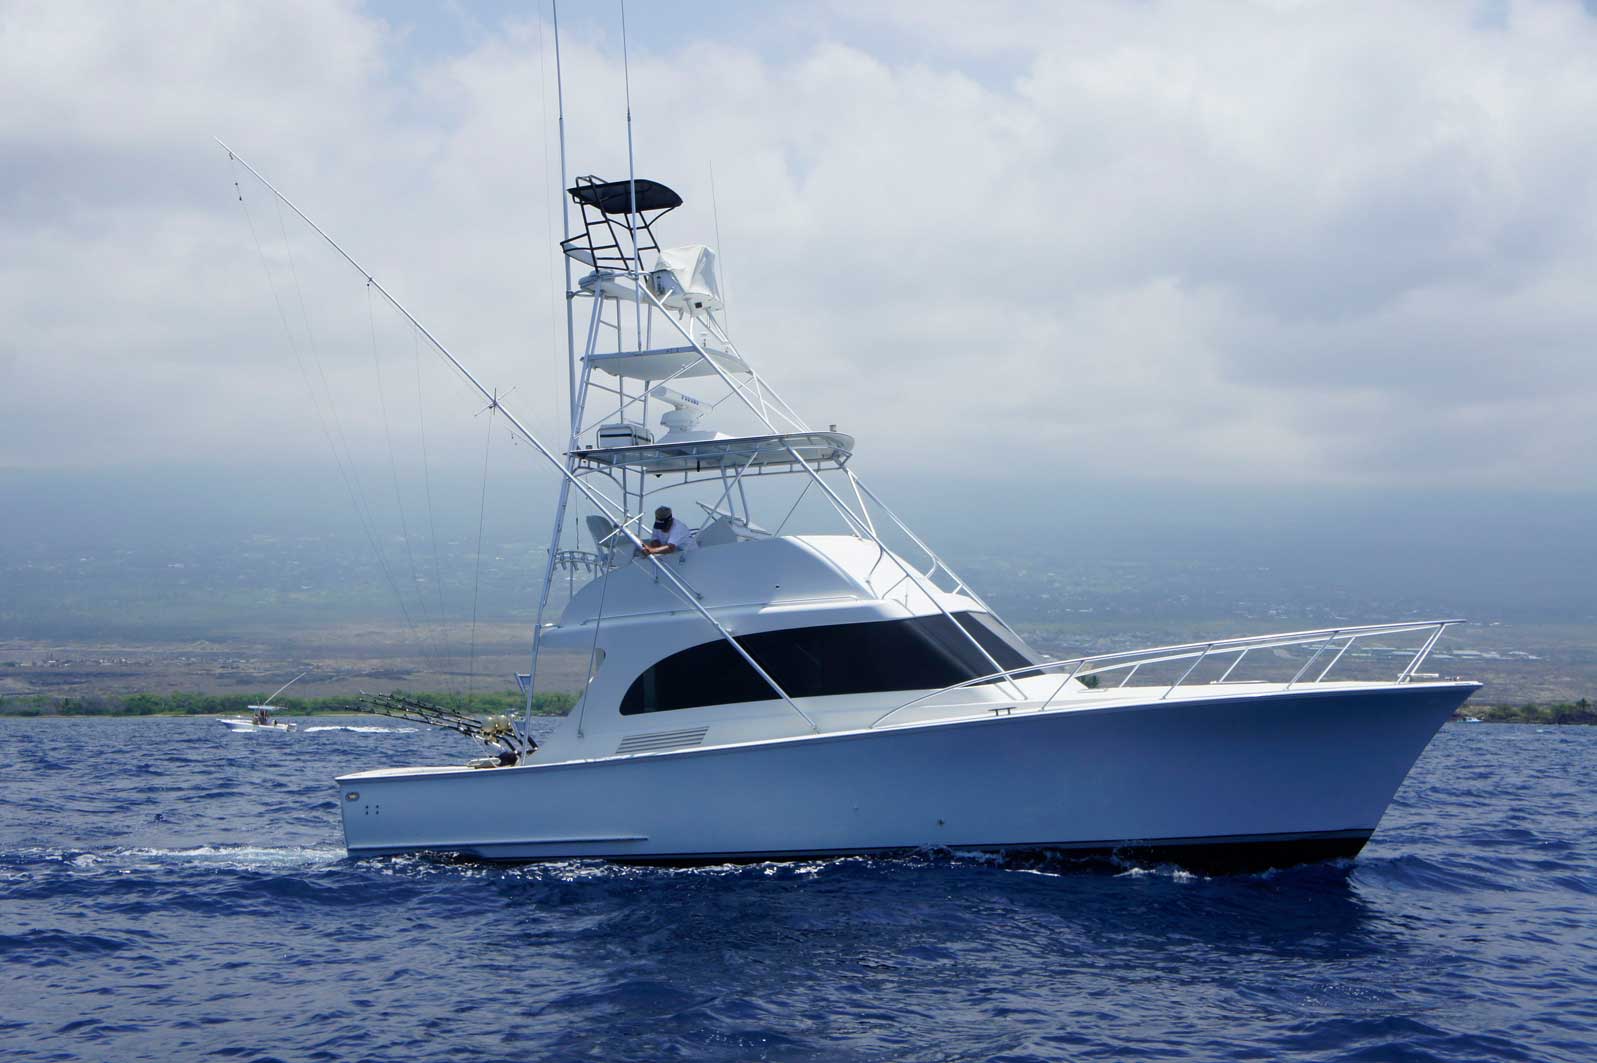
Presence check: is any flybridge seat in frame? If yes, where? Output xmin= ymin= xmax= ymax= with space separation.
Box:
xmin=571 ymin=431 xmax=854 ymax=475
xmin=584 ymin=515 xmax=634 ymax=569
xmin=695 ymin=509 xmax=772 ymax=548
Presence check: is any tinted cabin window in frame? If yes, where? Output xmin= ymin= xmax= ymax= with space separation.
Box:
xmin=954 ymin=612 xmax=1044 ymax=680
xmin=620 ymin=612 xmax=1037 ymax=715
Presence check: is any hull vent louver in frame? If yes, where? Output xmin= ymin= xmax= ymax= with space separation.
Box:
xmin=616 ymin=727 xmax=710 ymax=756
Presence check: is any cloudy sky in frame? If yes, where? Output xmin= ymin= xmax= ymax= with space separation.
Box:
xmin=4 ymin=0 xmax=1597 ymax=497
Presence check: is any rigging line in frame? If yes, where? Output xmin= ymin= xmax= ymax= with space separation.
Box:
xmin=773 ymin=476 xmax=815 ymax=536
xmin=270 ymin=193 xmax=372 ymax=480
xmin=231 ymin=165 xmax=425 ymax=659
xmin=710 ymin=159 xmax=728 ymax=333
xmin=220 ymin=142 xmax=817 ymax=735
xmin=522 ymin=0 xmax=581 ymax=726
xmin=235 ymin=179 xmax=361 ymax=504
xmin=536 ymin=10 xmax=563 ymax=434
xmin=264 ymin=188 xmax=428 ymax=653
xmin=367 ymin=282 xmax=442 ymax=672
xmin=575 ymin=356 xmax=700 ymax=437
xmin=696 ymin=312 xmax=808 ymax=430
xmin=412 ymin=326 xmax=455 ymax=694
xmin=467 ymin=407 xmax=495 ymax=703
xmin=233 ymin=164 xmax=327 ymax=422
xmin=575 ymin=505 xmax=615 ymax=740
xmin=233 ymin=165 xmax=353 ymax=473
xmin=634 ymin=279 xmax=1025 ymax=697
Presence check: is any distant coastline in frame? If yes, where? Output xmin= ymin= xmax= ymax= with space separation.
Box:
xmin=1455 ymin=699 xmax=1594 ymax=725
xmin=2 ymin=691 xmax=1588 ymax=724
xmin=0 ymin=690 xmax=575 ymax=719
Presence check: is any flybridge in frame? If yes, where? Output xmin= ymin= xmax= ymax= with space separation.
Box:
xmin=572 ymin=431 xmax=854 ymax=475
xmin=526 ymin=162 xmax=1011 ymax=731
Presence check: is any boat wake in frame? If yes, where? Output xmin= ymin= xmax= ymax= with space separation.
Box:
xmin=45 ymin=845 xmax=347 ymax=873
xmin=301 ymin=725 xmax=418 ymax=734
xmin=0 ymin=842 xmax=346 ymax=874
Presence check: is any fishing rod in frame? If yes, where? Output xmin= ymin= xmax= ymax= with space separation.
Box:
xmin=350 ymin=691 xmax=534 ymax=759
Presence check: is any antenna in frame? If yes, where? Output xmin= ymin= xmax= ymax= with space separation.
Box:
xmin=621 ymin=0 xmax=644 ymax=353
xmin=552 ymin=0 xmax=576 ymax=431
xmin=710 ymin=159 xmax=729 ymax=332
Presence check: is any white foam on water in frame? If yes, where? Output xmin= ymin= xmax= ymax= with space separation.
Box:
xmin=1115 ymin=865 xmax=1202 ymax=882
xmin=4 ymin=845 xmax=347 ymax=874
xmin=945 ymin=848 xmax=1008 ymax=865
xmin=766 ymin=860 xmax=830 ymax=876
xmin=301 ymin=725 xmax=418 ymax=734
xmin=112 ymin=845 xmax=346 ymax=871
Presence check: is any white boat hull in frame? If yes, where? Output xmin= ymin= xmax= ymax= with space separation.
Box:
xmin=218 ymin=718 xmax=297 ymax=733
xmin=337 ymin=681 xmax=1475 ymax=872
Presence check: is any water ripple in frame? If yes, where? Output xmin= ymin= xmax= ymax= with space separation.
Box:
xmin=1 ymin=717 xmax=1593 ymax=1062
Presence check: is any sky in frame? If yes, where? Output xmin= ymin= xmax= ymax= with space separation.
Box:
xmin=4 ymin=0 xmax=1597 ymax=500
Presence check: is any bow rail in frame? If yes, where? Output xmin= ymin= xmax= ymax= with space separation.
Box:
xmin=870 ymin=619 xmax=1466 ymax=729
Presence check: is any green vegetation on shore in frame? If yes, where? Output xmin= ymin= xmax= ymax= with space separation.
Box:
xmin=0 ymin=689 xmax=576 ymax=718
xmin=3 ymin=692 xmax=1591 ymax=724
xmin=1462 ymin=699 xmax=1595 ymax=725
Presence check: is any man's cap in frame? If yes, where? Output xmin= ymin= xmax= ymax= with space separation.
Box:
xmin=654 ymin=506 xmax=672 ymax=520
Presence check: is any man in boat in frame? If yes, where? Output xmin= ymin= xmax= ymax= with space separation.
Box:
xmin=252 ymin=707 xmax=271 ymax=726
xmin=640 ymin=506 xmax=696 ymax=556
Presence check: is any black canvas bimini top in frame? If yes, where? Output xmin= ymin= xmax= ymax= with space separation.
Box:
xmin=569 ymin=178 xmax=683 ymax=214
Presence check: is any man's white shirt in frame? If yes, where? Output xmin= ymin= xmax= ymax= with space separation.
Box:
xmin=649 ymin=518 xmax=697 ymax=551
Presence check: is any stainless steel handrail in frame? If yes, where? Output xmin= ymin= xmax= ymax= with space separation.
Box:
xmin=869 ymin=619 xmax=1465 ymax=729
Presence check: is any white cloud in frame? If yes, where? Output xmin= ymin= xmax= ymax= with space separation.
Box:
xmin=2 ymin=0 xmax=1594 ymax=492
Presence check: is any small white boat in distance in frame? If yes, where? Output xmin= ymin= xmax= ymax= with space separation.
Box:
xmin=217 ymin=716 xmax=298 ymax=733
xmin=218 ymin=673 xmax=307 ymax=734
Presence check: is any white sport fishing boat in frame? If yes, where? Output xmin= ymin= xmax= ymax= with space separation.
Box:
xmin=321 ymin=168 xmax=1477 ymax=871
xmin=227 ymin=48 xmax=1477 ymax=872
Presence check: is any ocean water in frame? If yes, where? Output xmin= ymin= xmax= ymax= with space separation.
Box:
xmin=2 ymin=717 xmax=1593 ymax=1063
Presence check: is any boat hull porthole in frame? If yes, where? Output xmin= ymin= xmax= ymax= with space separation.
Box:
xmin=345 ymin=792 xmax=360 ymax=801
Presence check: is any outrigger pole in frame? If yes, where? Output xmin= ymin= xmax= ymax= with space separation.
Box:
xmin=218 ymin=140 xmax=819 ymax=739
xmin=523 ymin=0 xmax=582 ymax=731
xmin=264 ymin=671 xmax=309 ymax=704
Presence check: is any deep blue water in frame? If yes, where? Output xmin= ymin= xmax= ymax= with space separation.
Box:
xmin=2 ymin=717 xmax=1593 ymax=1063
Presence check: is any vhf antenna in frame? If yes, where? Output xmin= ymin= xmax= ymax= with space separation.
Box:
xmin=621 ymin=0 xmax=644 ymax=355
xmin=553 ymin=0 xmax=575 ymax=430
